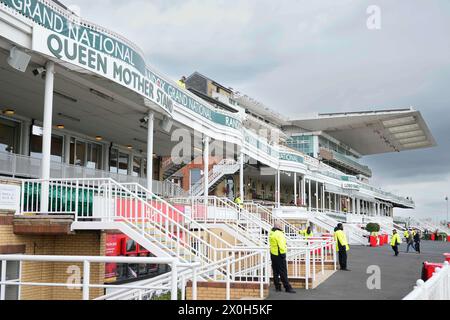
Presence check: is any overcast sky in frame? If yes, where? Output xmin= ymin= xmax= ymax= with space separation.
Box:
xmin=66 ymin=0 xmax=450 ymax=221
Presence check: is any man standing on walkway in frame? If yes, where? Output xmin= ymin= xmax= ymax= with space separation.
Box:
xmin=269 ymin=222 xmax=296 ymax=293
xmin=391 ymin=229 xmax=402 ymax=256
xmin=414 ymin=229 xmax=421 ymax=254
xmin=334 ymin=223 xmax=350 ymax=271
xmin=406 ymin=231 xmax=415 ymax=253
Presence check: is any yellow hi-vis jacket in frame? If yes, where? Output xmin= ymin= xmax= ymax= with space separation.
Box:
xmin=299 ymin=229 xmax=313 ymax=239
xmin=177 ymin=80 xmax=186 ymax=88
xmin=269 ymin=229 xmax=287 ymax=256
xmin=403 ymin=231 xmax=409 ymax=238
xmin=334 ymin=230 xmax=349 ymax=252
xmin=391 ymin=233 xmax=402 ymax=246
xmin=234 ymin=197 xmax=243 ymax=208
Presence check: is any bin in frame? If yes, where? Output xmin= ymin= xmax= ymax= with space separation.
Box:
xmin=421 ymin=262 xmax=443 ymax=281
xmin=370 ymin=236 xmax=378 ymax=247
xmin=431 ymin=234 xmax=436 ymax=241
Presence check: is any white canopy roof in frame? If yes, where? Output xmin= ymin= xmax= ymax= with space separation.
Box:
xmin=289 ymin=108 xmax=436 ymax=155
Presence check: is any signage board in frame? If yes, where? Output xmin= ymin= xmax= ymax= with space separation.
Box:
xmin=0 ymin=184 xmax=20 ymax=213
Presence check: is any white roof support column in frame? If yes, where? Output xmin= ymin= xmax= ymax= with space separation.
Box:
xmin=321 ymin=184 xmax=325 ymax=212
xmin=276 ymin=169 xmax=281 ymax=208
xmin=203 ymin=136 xmax=210 ymax=206
xmin=147 ymin=111 xmax=154 ymax=193
xmin=239 ymin=153 xmax=244 ymax=201
xmin=302 ymin=176 xmax=306 ymax=207
xmin=40 ymin=61 xmax=55 ymax=214
xmin=308 ymin=179 xmax=312 ymax=212
xmin=294 ymin=172 xmax=297 ymax=206
xmin=315 ymin=181 xmax=319 ymax=212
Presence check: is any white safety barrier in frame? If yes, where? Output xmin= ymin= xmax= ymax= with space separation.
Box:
xmin=403 ymin=261 xmax=450 ymax=300
xmin=0 ymin=255 xmax=199 ymax=301
xmin=0 ymin=152 xmax=186 ymax=198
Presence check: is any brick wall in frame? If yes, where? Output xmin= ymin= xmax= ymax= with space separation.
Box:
xmin=0 ymin=212 xmax=106 ymax=300
xmin=186 ymin=281 xmax=269 ymax=300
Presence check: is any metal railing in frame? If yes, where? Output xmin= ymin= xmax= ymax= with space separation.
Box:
xmin=0 ymin=255 xmax=196 ymax=300
xmin=190 ymin=159 xmax=240 ymax=196
xmin=0 ymin=152 xmax=187 ymax=198
xmin=243 ymin=201 xmax=302 ymax=239
xmin=19 ymin=178 xmax=267 ymax=287
xmin=403 ymin=262 xmax=450 ymax=300
xmin=170 ymin=196 xmax=267 ymax=247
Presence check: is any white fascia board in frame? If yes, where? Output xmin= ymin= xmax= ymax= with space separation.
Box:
xmin=0 ymin=8 xmax=33 ymax=49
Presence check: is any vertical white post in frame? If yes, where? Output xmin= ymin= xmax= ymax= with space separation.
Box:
xmin=322 ymin=184 xmax=325 ymax=212
xmin=64 ymin=134 xmax=71 ymax=165
xmin=294 ymin=172 xmax=297 ymax=206
xmin=276 ymin=170 xmax=281 ymax=208
xmin=171 ymin=261 xmax=178 ymax=300
xmin=226 ymin=258 xmax=231 ymax=300
xmin=315 ymin=181 xmax=319 ymax=212
xmin=203 ymin=136 xmax=210 ymax=212
xmin=239 ymin=153 xmax=244 ymax=201
xmin=302 ymin=176 xmax=306 ymax=206
xmin=147 ymin=112 xmax=154 ymax=193
xmin=82 ymin=260 xmax=90 ymax=300
xmin=192 ymin=266 xmax=197 ymax=300
xmin=40 ymin=61 xmax=55 ymax=214
xmin=328 ymin=192 xmax=332 ymax=212
xmin=0 ymin=260 xmax=6 ymax=300
xmin=308 ymin=179 xmax=311 ymax=212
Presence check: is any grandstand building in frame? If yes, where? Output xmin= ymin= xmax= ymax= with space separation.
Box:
xmin=0 ymin=0 xmax=438 ymax=300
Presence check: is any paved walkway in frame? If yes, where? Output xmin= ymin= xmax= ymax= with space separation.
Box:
xmin=267 ymin=241 xmax=450 ymax=300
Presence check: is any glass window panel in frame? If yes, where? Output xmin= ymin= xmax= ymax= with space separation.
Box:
xmin=75 ymin=141 xmax=86 ymax=167
xmin=0 ymin=118 xmax=20 ymax=154
xmin=6 ymin=261 xmax=20 ymax=280
xmin=69 ymin=138 xmax=75 ymax=165
xmin=30 ymin=134 xmax=64 ymax=163
xmin=87 ymin=143 xmax=103 ymax=170
xmin=110 ymin=148 xmax=118 ymax=173
xmin=0 ymin=260 xmax=20 ymax=300
xmin=190 ymin=169 xmax=202 ymax=187
xmin=118 ymin=152 xmax=129 ymax=175
xmin=133 ymin=156 xmax=141 ymax=177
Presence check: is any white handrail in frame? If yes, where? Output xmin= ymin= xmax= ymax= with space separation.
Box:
xmin=20 ymin=178 xmax=268 ymax=290
xmin=403 ymin=262 xmax=450 ymax=300
xmin=190 ymin=159 xmax=240 ymax=196
xmin=0 ymin=254 xmax=192 ymax=301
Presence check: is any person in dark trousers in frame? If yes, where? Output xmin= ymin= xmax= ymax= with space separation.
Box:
xmin=334 ymin=223 xmax=350 ymax=271
xmin=406 ymin=231 xmax=415 ymax=253
xmin=269 ymin=222 xmax=296 ymax=293
xmin=390 ymin=229 xmax=402 ymax=256
xmin=414 ymin=229 xmax=421 ymax=254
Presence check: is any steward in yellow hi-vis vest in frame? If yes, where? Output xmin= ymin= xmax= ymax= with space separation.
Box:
xmin=334 ymin=223 xmax=350 ymax=271
xmin=177 ymin=76 xmax=186 ymax=88
xmin=269 ymin=224 xmax=295 ymax=293
xmin=391 ymin=230 xmax=402 ymax=256
xmin=299 ymin=226 xmax=313 ymax=239
xmin=234 ymin=196 xmax=244 ymax=209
